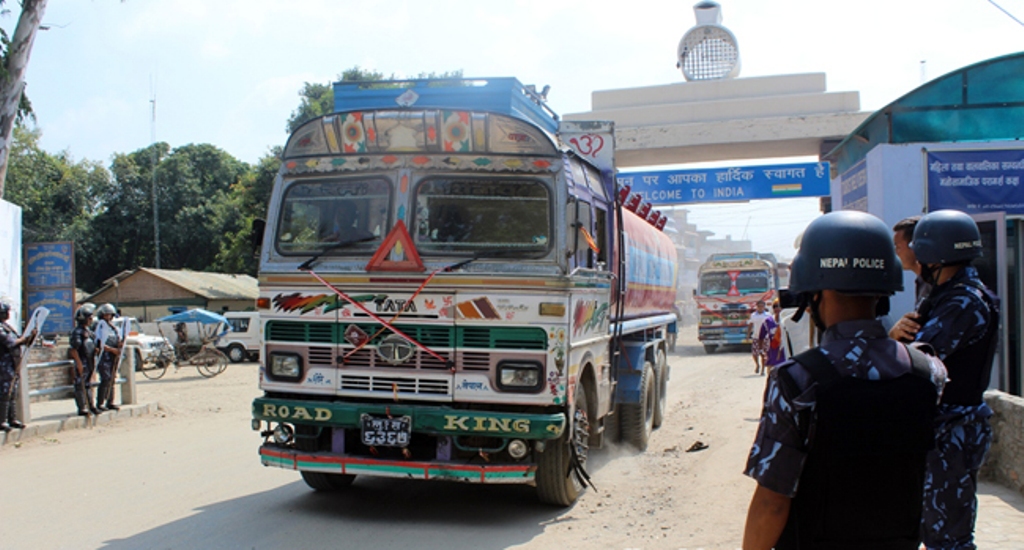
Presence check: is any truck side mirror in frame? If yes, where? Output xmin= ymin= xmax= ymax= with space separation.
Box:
xmin=251 ymin=219 xmax=266 ymax=255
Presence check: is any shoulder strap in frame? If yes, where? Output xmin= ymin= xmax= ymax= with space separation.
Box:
xmin=791 ymin=349 xmax=840 ymax=387
xmin=902 ymin=344 xmax=934 ymax=381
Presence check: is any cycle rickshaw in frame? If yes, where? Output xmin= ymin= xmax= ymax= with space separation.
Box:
xmin=139 ymin=308 xmax=232 ymax=380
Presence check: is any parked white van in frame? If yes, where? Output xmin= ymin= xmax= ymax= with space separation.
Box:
xmin=217 ymin=311 xmax=260 ymax=363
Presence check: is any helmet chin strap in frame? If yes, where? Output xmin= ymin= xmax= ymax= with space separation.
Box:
xmin=808 ymin=292 xmax=827 ymax=333
xmin=920 ymin=263 xmax=941 ymax=288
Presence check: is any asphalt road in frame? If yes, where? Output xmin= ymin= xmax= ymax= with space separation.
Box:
xmin=1 ymin=333 xmax=1020 ymax=550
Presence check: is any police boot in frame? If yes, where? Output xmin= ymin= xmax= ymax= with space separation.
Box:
xmin=0 ymin=398 xmax=10 ymax=432
xmin=5 ymin=398 xmax=24 ymax=429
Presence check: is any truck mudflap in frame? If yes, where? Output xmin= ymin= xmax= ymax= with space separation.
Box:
xmin=253 ymin=397 xmax=566 ymax=440
xmin=260 ymin=446 xmax=537 ymax=484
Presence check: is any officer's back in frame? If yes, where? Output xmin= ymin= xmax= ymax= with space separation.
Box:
xmin=742 ymin=211 xmax=946 ymax=550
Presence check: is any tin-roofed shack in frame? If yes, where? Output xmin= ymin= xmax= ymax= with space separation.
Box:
xmin=83 ymin=268 xmax=258 ymax=322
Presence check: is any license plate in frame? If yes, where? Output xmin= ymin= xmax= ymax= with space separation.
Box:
xmin=360 ymin=414 xmax=412 ymax=448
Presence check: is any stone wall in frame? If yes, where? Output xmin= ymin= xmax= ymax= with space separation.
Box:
xmin=983 ymin=390 xmax=1024 ymax=496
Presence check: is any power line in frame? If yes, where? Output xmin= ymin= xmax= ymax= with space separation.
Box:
xmin=986 ymin=0 xmax=1024 ymax=27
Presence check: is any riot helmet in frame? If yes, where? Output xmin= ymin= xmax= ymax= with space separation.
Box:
xmin=96 ymin=303 xmax=117 ymax=318
xmin=789 ymin=211 xmax=904 ymax=296
xmin=0 ymin=300 xmax=9 ymax=320
xmin=75 ymin=303 xmax=97 ymax=323
xmin=910 ymin=209 xmax=982 ymax=265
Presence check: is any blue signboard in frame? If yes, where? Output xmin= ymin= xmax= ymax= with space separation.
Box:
xmin=927 ymin=150 xmax=1024 ymax=214
xmin=616 ymin=162 xmax=830 ymax=205
xmin=25 ymin=242 xmax=74 ymax=288
xmin=840 ymin=160 xmax=868 ymax=212
xmin=26 ymin=289 xmax=74 ymax=334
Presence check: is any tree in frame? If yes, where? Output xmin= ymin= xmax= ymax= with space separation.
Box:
xmin=285 ymin=67 xmax=463 ymax=133
xmin=212 ymin=149 xmax=281 ymax=275
xmin=0 ymin=0 xmax=46 ymax=197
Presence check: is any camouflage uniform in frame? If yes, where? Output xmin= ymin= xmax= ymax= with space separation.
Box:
xmin=94 ymin=318 xmax=121 ymax=409
xmin=69 ymin=324 xmax=97 ymax=414
xmin=915 ymin=266 xmax=998 ymax=550
xmin=745 ymin=318 xmax=946 ymax=497
xmin=0 ymin=322 xmax=20 ymax=414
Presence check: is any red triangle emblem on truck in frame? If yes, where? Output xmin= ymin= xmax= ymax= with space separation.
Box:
xmin=365 ymin=220 xmax=425 ymax=272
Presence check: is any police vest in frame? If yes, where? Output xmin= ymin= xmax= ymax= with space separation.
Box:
xmin=776 ymin=346 xmax=937 ymax=550
xmin=924 ymin=281 xmax=998 ymax=406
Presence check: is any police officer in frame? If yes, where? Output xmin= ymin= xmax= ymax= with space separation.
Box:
xmin=742 ymin=211 xmax=947 ymax=550
xmin=69 ymin=303 xmax=98 ymax=416
xmin=93 ymin=303 xmax=121 ymax=412
xmin=889 ymin=210 xmax=998 ymax=550
xmin=0 ymin=301 xmax=37 ymax=432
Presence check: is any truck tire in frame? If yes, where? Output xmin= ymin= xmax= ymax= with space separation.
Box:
xmin=297 ymin=428 xmax=355 ymax=491
xmin=227 ymin=344 xmax=246 ymax=363
xmin=536 ymin=380 xmax=590 ymax=506
xmin=301 ymin=470 xmax=356 ymax=492
xmin=703 ymin=344 xmax=716 ymax=354
xmin=620 ymin=361 xmax=655 ymax=451
xmin=652 ymin=349 xmax=668 ymax=429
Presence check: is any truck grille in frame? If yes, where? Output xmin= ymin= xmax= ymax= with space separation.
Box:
xmin=338 ymin=374 xmax=451 ymax=396
xmin=266 ymin=321 xmax=546 ymax=350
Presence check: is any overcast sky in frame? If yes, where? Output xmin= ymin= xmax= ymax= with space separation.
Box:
xmin=8 ymin=0 xmax=1024 ymax=257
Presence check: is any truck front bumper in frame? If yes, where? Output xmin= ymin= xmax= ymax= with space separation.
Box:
xmin=259 ymin=445 xmax=537 ymax=484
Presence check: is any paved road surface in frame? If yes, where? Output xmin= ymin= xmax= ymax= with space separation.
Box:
xmin=1 ymin=331 xmax=1021 ymax=549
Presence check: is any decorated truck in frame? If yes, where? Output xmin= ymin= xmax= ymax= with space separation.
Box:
xmin=250 ymin=77 xmax=678 ymax=506
xmin=694 ymin=252 xmax=780 ymax=354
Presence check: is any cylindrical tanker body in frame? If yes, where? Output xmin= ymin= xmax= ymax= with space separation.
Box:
xmin=614 ymin=208 xmax=679 ymax=321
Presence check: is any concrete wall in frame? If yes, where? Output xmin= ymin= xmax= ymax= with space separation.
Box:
xmin=983 ymin=390 xmax=1024 ymax=496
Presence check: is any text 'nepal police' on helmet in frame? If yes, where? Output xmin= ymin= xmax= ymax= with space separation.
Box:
xmin=910 ymin=209 xmax=982 ymax=265
xmin=96 ymin=303 xmax=117 ymax=318
xmin=75 ymin=303 xmax=97 ymax=322
xmin=789 ymin=211 xmax=904 ymax=296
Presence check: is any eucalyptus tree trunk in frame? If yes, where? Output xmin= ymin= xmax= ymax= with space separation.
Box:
xmin=0 ymin=0 xmax=47 ymax=198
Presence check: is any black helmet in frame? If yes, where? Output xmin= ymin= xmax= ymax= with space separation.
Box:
xmin=75 ymin=303 xmax=97 ymax=322
xmin=911 ymin=209 xmax=982 ymax=265
xmin=789 ymin=211 xmax=903 ymax=296
xmin=0 ymin=301 xmax=9 ymax=317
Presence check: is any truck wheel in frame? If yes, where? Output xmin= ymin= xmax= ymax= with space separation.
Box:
xmin=536 ymin=381 xmax=590 ymax=506
xmin=703 ymin=344 xmax=716 ymax=354
xmin=297 ymin=429 xmax=355 ymax=491
xmin=301 ymin=471 xmax=356 ymax=492
xmin=652 ymin=349 xmax=668 ymax=429
xmin=227 ymin=344 xmax=246 ymax=363
xmin=620 ymin=361 xmax=654 ymax=451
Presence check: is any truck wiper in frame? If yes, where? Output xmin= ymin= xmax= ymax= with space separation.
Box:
xmin=444 ymin=247 xmax=547 ymax=272
xmin=297 ymin=236 xmax=378 ymax=271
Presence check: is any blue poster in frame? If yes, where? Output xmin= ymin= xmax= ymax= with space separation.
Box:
xmin=927 ymin=150 xmax=1024 ymax=214
xmin=616 ymin=162 xmax=830 ymax=205
xmin=25 ymin=242 xmax=74 ymax=288
xmin=26 ymin=289 xmax=73 ymax=334
xmin=839 ymin=160 xmax=867 ymax=212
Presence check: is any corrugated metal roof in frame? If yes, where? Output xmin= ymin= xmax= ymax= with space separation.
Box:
xmin=141 ymin=268 xmax=258 ymax=300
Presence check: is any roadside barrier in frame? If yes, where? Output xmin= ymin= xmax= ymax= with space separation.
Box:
xmin=17 ymin=347 xmax=138 ymax=422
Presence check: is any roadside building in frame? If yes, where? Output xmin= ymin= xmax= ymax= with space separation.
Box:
xmin=82 ymin=268 xmax=258 ymax=322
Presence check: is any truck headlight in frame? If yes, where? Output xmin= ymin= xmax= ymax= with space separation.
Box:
xmin=497 ymin=361 xmax=543 ymax=392
xmin=268 ymin=353 xmax=302 ymax=382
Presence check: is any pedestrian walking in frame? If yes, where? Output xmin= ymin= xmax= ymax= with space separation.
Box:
xmin=93 ymin=303 xmax=121 ymax=412
xmin=747 ymin=300 xmax=772 ymax=375
xmin=68 ymin=303 xmax=98 ymax=416
xmin=742 ymin=211 xmax=947 ymax=550
xmin=0 ymin=300 xmax=37 ymax=432
xmin=764 ymin=300 xmax=785 ymax=370
xmin=889 ymin=210 xmax=999 ymax=550
xmin=892 ymin=215 xmax=932 ymax=307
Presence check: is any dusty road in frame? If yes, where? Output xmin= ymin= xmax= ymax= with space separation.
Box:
xmin=1 ymin=331 xmax=1019 ymax=549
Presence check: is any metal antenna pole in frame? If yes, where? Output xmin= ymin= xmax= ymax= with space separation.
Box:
xmin=150 ymin=79 xmax=160 ymax=269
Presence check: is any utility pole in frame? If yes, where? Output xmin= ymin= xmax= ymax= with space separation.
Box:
xmin=151 ymin=88 xmax=161 ymax=269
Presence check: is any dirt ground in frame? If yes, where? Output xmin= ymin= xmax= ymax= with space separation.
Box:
xmin=6 ymin=328 xmax=1022 ymax=550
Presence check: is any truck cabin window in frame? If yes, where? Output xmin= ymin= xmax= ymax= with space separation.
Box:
xmin=699 ymin=271 xmax=770 ymax=296
xmin=276 ymin=178 xmax=390 ymax=254
xmin=413 ymin=178 xmax=550 ymax=255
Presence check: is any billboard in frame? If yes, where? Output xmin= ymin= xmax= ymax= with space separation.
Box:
xmin=927 ymin=150 xmax=1024 ymax=214
xmin=24 ymin=241 xmax=75 ymax=334
xmin=617 ymin=162 xmax=830 ymax=206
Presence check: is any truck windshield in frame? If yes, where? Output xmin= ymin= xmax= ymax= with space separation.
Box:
xmin=412 ymin=178 xmax=550 ymax=255
xmin=276 ymin=178 xmax=390 ymax=255
xmin=699 ymin=271 xmax=770 ymax=296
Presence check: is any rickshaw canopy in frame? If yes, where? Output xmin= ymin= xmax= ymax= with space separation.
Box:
xmin=157 ymin=308 xmax=231 ymax=327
